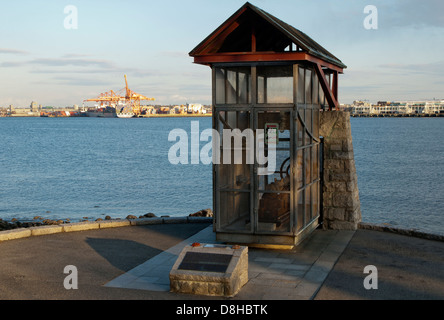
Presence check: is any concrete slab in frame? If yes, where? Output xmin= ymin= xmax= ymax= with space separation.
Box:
xmin=105 ymin=227 xmax=355 ymax=300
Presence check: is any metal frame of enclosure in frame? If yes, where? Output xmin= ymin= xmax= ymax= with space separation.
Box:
xmin=190 ymin=2 xmax=346 ymax=246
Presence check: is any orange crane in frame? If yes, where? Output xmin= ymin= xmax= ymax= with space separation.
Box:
xmin=121 ymin=74 xmax=155 ymax=116
xmin=84 ymin=75 xmax=155 ymax=116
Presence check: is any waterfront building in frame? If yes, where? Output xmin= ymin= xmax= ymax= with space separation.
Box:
xmin=349 ymin=100 xmax=444 ymax=116
xmin=30 ymin=101 xmax=40 ymax=112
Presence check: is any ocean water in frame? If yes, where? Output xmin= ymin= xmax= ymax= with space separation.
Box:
xmin=351 ymin=117 xmax=444 ymax=236
xmin=0 ymin=117 xmax=213 ymax=222
xmin=0 ymin=116 xmax=443 ymax=236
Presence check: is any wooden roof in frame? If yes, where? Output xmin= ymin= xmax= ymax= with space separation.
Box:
xmin=189 ymin=2 xmax=346 ymax=72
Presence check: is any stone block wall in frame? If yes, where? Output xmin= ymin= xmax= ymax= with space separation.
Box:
xmin=319 ymin=111 xmax=361 ymax=230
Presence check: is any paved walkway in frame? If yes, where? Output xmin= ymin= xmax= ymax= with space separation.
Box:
xmin=0 ymin=221 xmax=443 ymax=301
xmin=105 ymin=225 xmax=354 ymax=300
xmin=105 ymin=225 xmax=216 ymax=292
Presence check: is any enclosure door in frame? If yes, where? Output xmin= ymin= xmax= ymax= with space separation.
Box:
xmin=215 ymin=109 xmax=254 ymax=234
xmin=254 ymin=109 xmax=293 ymax=235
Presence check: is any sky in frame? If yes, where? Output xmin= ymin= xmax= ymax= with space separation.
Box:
xmin=0 ymin=0 xmax=443 ymax=107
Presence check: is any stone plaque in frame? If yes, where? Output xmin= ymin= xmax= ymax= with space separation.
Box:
xmin=169 ymin=243 xmax=248 ymax=297
xmin=178 ymin=252 xmax=232 ymax=273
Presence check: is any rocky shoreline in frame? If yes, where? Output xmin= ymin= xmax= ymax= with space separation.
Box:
xmin=0 ymin=208 xmax=213 ymax=231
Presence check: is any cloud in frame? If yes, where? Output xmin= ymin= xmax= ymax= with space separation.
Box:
xmin=28 ymin=58 xmax=115 ymax=68
xmin=379 ymin=60 xmax=444 ymax=75
xmin=49 ymin=76 xmax=117 ymax=87
xmin=1 ymin=56 xmax=117 ymax=70
xmin=0 ymin=61 xmax=23 ymax=67
xmin=0 ymin=48 xmax=29 ymax=55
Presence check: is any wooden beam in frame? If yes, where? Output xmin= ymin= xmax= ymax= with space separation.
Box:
xmin=192 ymin=51 xmax=344 ymax=73
xmin=314 ymin=63 xmax=338 ymax=111
xmin=332 ymin=70 xmax=338 ymax=101
xmin=251 ymin=27 xmax=256 ymax=53
xmin=190 ymin=7 xmax=247 ymax=56
xmin=201 ymin=20 xmax=241 ymax=54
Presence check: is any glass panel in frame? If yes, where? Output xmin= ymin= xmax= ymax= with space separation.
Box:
xmin=226 ymin=111 xmax=237 ymax=128
xmin=215 ymin=67 xmax=251 ymax=105
xmin=305 ymin=69 xmax=312 ymax=104
xmin=258 ymin=192 xmax=290 ymax=232
xmin=256 ymin=111 xmax=291 ymax=178
xmin=305 ymin=109 xmax=312 ymax=146
xmin=218 ymin=111 xmax=226 ymax=136
xmin=297 ymin=66 xmax=305 ymax=104
xmin=215 ymin=68 xmax=225 ymax=104
xmin=257 ymin=149 xmax=290 ymax=191
xmin=219 ymin=191 xmax=251 ymax=232
xmin=296 ymin=149 xmax=303 ymax=189
xmin=218 ymin=163 xmax=251 ymax=190
xmin=238 ymin=111 xmax=250 ymax=130
xmin=296 ymin=189 xmax=304 ymax=232
xmin=257 ymin=66 xmax=293 ymax=104
xmin=305 ymin=185 xmax=312 ymax=223
xmin=296 ymin=115 xmax=304 ymax=147
xmin=238 ymin=71 xmax=250 ymax=104
xmin=226 ymin=70 xmax=237 ymax=104
xmin=217 ymin=109 xmax=252 ymax=232
xmin=266 ymin=77 xmax=292 ymax=103
xmin=220 ymin=110 xmax=252 ymax=165
xmin=304 ymin=148 xmax=311 ymax=184
xmin=256 ymin=110 xmax=291 ymax=234
xmin=257 ymin=76 xmax=265 ymax=104
xmin=313 ymin=71 xmax=319 ymax=105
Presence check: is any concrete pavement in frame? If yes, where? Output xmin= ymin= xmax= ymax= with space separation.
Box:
xmin=0 ymin=219 xmax=443 ymax=301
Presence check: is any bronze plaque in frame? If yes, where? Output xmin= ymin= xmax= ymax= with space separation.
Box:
xmin=178 ymin=252 xmax=232 ymax=273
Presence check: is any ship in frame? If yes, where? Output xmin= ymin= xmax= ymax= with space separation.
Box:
xmin=85 ymin=106 xmax=117 ymax=118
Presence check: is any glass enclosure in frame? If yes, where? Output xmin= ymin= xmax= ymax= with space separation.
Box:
xmin=213 ymin=63 xmax=324 ymax=244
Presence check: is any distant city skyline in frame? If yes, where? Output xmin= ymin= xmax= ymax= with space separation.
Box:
xmin=1 ymin=0 xmax=443 ymax=107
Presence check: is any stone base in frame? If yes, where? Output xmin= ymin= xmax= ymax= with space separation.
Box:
xmin=320 ymin=111 xmax=361 ymax=230
xmin=169 ymin=243 xmax=248 ymax=297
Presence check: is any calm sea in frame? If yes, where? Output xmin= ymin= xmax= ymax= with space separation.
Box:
xmin=351 ymin=117 xmax=444 ymax=236
xmin=0 ymin=116 xmax=443 ymax=236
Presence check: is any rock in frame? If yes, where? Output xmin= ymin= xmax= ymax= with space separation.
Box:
xmin=143 ymin=213 xmax=157 ymax=218
xmin=126 ymin=215 xmax=137 ymax=220
xmin=189 ymin=209 xmax=213 ymax=217
xmin=105 ymin=216 xmax=112 ymax=220
xmin=95 ymin=218 xmax=103 ymax=221
xmin=0 ymin=220 xmax=14 ymax=231
xmin=42 ymin=219 xmax=57 ymax=225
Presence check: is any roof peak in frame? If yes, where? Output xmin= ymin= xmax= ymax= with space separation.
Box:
xmin=190 ymin=2 xmax=346 ymax=70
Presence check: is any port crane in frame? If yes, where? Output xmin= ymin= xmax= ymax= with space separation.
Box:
xmin=84 ymin=75 xmax=155 ymax=116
